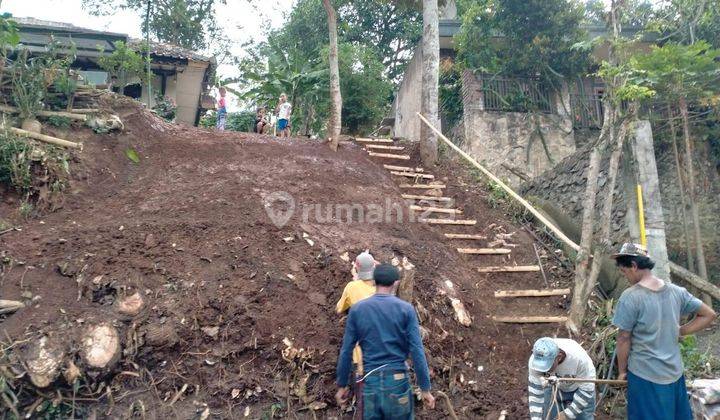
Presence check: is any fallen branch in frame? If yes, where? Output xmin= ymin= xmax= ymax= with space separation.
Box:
xmin=436 ymin=391 xmax=459 ymax=420
xmin=669 ymin=262 xmax=720 ymax=302
xmin=0 ymin=105 xmax=87 ymax=121
xmin=8 ymin=127 xmax=82 ymax=149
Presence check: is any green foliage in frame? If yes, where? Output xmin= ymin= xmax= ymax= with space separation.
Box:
xmin=97 ymin=41 xmax=148 ymax=84
xmin=679 ymin=335 xmax=720 ymax=378
xmin=0 ymin=130 xmax=32 ymax=188
xmin=125 ymin=148 xmax=140 ymax=164
xmin=199 ymin=111 xmax=256 ymax=133
xmin=153 ymin=94 xmax=177 ymax=122
xmin=0 ymin=14 xmax=20 ymax=52
xmin=82 ymin=0 xmax=223 ymax=50
xmin=10 ymin=50 xmax=47 ymax=120
xmin=456 ymin=0 xmax=592 ymax=88
xmin=46 ymin=116 xmax=72 ymax=128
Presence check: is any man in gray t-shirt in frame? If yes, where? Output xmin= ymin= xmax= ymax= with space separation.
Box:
xmin=611 ymin=243 xmax=716 ymax=420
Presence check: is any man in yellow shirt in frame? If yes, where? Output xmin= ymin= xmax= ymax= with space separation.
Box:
xmin=336 ymin=251 xmax=377 ymax=373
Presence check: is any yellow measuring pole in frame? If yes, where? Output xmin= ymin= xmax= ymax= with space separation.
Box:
xmin=637 ymin=184 xmax=647 ymax=248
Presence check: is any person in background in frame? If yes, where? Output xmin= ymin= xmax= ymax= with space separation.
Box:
xmin=255 ymin=106 xmax=268 ymax=134
xmin=216 ymin=87 xmax=227 ymax=131
xmin=275 ymin=93 xmax=292 ymax=138
xmin=336 ymin=263 xmax=435 ymax=419
xmin=528 ymin=337 xmax=596 ymax=420
xmin=612 ymin=243 xmax=716 ymax=420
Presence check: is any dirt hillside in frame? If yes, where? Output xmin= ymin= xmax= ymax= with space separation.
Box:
xmin=0 ymin=99 xmax=573 ymax=419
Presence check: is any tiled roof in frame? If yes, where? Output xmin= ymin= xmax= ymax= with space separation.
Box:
xmin=13 ymin=17 xmax=127 ymax=38
xmin=128 ymin=39 xmax=212 ymax=63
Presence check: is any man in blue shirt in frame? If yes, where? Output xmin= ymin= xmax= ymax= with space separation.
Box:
xmin=335 ymin=263 xmax=435 ymax=419
xmin=612 ymin=243 xmax=716 ymax=420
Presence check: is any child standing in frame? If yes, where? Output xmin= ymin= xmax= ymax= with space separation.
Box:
xmin=216 ymin=87 xmax=228 ymax=131
xmin=255 ymin=107 xmax=268 ymax=134
xmin=275 ymin=93 xmax=292 ymax=138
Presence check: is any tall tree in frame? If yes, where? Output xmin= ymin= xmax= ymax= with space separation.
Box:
xmin=82 ymin=0 xmax=224 ymax=51
xmin=322 ymin=0 xmax=342 ymax=150
xmin=420 ymin=0 xmax=439 ymax=165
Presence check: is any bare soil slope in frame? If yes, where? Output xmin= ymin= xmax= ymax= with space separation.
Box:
xmin=0 ymin=101 xmax=571 ymax=418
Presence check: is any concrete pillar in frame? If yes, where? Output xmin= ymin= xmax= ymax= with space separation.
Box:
xmin=628 ymin=120 xmax=671 ymax=280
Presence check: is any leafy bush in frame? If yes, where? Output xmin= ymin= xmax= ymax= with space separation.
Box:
xmin=10 ymin=50 xmax=47 ymax=120
xmin=98 ymin=41 xmax=148 ymax=92
xmin=46 ymin=115 xmax=72 ymax=128
xmin=680 ymin=335 xmax=720 ymax=379
xmin=200 ymin=111 xmax=256 ymax=132
xmin=439 ymin=59 xmax=464 ymax=129
xmin=153 ymin=94 xmax=177 ymax=122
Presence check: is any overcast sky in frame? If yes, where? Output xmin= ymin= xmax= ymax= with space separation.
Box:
xmin=1 ymin=0 xmax=296 ymax=110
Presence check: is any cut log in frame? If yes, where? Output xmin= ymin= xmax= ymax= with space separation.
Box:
xmin=477 ymin=265 xmax=541 ymax=273
xmin=399 ymin=183 xmax=446 ymax=189
xmin=365 ymin=144 xmax=405 ymax=151
xmin=391 ymin=171 xmax=435 ymax=179
xmin=115 ymin=292 xmax=145 ymax=317
xmin=69 ymin=108 xmax=100 ymax=114
xmin=401 ymin=194 xmax=451 ymax=201
xmin=444 ymin=233 xmax=486 ymax=240
xmin=458 ymin=248 xmax=511 ymax=255
xmin=0 ymin=299 xmax=24 ymax=314
xmin=355 ymin=137 xmax=393 ymax=143
xmin=420 ymin=218 xmax=477 ymax=225
xmin=670 ymin=262 xmax=720 ymax=302
xmin=81 ymin=323 xmax=121 ymax=369
xmin=9 ymin=127 xmax=82 ymax=149
xmin=441 ymin=279 xmax=472 ymax=326
xmin=396 ymin=256 xmax=416 ymax=303
xmin=494 ymin=288 xmax=571 ymax=298
xmin=367 ymin=151 xmax=410 ymax=160
xmin=384 ymin=164 xmax=424 ymax=172
xmin=492 ymin=316 xmax=568 ymax=323
xmin=22 ymin=336 xmax=65 ymax=388
xmin=0 ymin=104 xmax=88 ymax=121
xmin=410 ymin=205 xmax=462 ymax=215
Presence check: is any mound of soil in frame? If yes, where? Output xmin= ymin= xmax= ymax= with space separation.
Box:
xmin=0 ymin=98 xmax=573 ymax=418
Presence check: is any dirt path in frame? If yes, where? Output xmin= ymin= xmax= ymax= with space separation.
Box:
xmin=0 ymin=104 xmax=572 ymax=418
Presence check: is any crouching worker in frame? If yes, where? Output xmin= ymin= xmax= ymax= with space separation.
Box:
xmin=336 ymin=264 xmax=435 ymax=419
xmin=528 ymin=337 xmax=596 ymax=420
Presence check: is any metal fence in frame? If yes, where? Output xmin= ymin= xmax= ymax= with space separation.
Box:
xmin=570 ymin=92 xmax=604 ymax=129
xmin=479 ymin=75 xmax=553 ymax=113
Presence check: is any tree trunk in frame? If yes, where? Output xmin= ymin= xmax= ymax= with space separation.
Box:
xmin=322 ymin=0 xmax=342 ymax=152
xmin=668 ymin=106 xmax=695 ymax=272
xmin=567 ymin=147 xmax=602 ymax=334
xmin=420 ymin=0 xmax=439 ymax=166
xmin=678 ymin=97 xmax=709 ymax=282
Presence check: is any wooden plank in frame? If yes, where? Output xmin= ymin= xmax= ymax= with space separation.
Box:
xmin=356 ymin=137 xmax=393 ymax=143
xmin=410 ymin=205 xmax=462 ymax=215
xmin=384 ymin=165 xmax=424 ymax=172
xmin=494 ymin=288 xmax=571 ymax=298
xmin=420 ymin=219 xmax=477 ymax=225
xmin=368 ymin=151 xmax=410 ymax=160
xmin=365 ymin=144 xmax=405 ymax=151
xmin=477 ymin=265 xmax=541 ymax=273
xmin=398 ymin=184 xmax=445 ymax=189
xmin=391 ymin=171 xmax=435 ymax=179
xmin=492 ymin=316 xmax=568 ymax=324
xmin=444 ymin=233 xmax=486 ymax=240
xmin=401 ymin=194 xmax=451 ymax=202
xmin=457 ymin=248 xmax=511 ymax=255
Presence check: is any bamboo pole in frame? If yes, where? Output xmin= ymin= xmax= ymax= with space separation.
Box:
xmin=368 ymin=151 xmax=410 ymax=160
xmin=417 ymin=113 xmax=581 ymax=252
xmin=402 ymin=194 xmax=451 ymax=201
xmin=384 ymin=164 xmax=424 ymax=172
xmin=494 ymin=289 xmax=570 ymax=298
xmin=356 ymin=137 xmax=393 ymax=143
xmin=399 ymin=184 xmax=446 ymax=189
xmin=410 ymin=205 xmax=462 ymax=214
xmin=669 ymin=262 xmax=720 ymax=302
xmin=365 ymin=144 xmax=405 ymax=151
xmin=444 ymin=233 xmax=486 ymax=240
xmin=0 ymin=105 xmax=87 ymax=121
xmin=637 ymin=184 xmax=647 ymax=248
xmin=420 ymin=218 xmax=476 ymax=225
xmin=8 ymin=127 xmax=82 ymax=149
xmin=457 ymin=248 xmax=511 ymax=255
xmin=392 ymin=171 xmax=435 ymax=179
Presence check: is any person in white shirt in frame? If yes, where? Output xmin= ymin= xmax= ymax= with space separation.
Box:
xmin=275 ymin=93 xmax=292 ymax=138
xmin=528 ymin=337 xmax=596 ymax=420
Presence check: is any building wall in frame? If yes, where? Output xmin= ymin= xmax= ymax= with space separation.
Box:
xmin=175 ymin=60 xmax=209 ymax=125
xmin=460 ymin=70 xmax=576 ymax=187
xmin=393 ymin=45 xmax=423 ymax=141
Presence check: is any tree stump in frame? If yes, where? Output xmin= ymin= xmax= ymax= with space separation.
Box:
xmin=396 ymin=257 xmax=416 ymax=303
xmin=81 ymin=323 xmax=120 ymax=370
xmin=143 ymin=323 xmax=178 ymax=347
xmin=115 ymin=292 xmax=145 ymax=318
xmin=22 ymin=336 xmax=65 ymax=388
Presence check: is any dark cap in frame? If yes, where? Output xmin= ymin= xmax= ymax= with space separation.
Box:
xmin=373 ymin=264 xmax=399 ymax=286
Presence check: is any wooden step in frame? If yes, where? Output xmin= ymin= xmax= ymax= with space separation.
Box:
xmin=391 ymin=171 xmax=435 ymax=180
xmin=458 ymin=248 xmax=511 ymax=255
xmin=444 ymin=233 xmax=486 ymax=240
xmin=356 ymin=137 xmax=393 ymax=143
xmin=398 ymin=184 xmax=445 ymax=189
xmin=419 ymin=218 xmax=477 ymax=225
xmin=410 ymin=205 xmax=462 ymax=215
xmin=401 ymin=194 xmax=451 ymax=202
xmin=492 ymin=316 xmax=568 ymax=324
xmin=494 ymin=288 xmax=571 ymax=298
xmin=366 ymin=144 xmax=405 ymax=151
xmin=477 ymin=265 xmax=541 ymax=273
xmin=384 ymin=165 xmax=424 ymax=172
xmin=368 ymin=151 xmax=410 ymax=160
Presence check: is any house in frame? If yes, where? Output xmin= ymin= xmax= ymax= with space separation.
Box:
xmin=13 ymin=17 xmax=216 ymax=125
